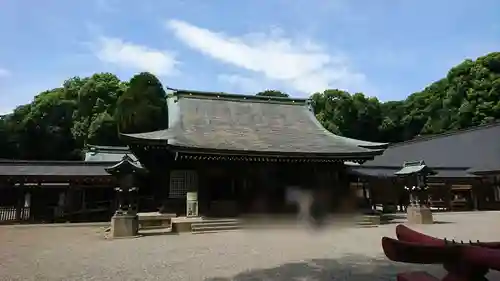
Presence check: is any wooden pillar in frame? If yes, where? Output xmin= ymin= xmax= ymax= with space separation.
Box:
xmin=82 ymin=188 xmax=87 ymax=211
xmin=445 ymin=181 xmax=453 ymax=211
xmin=472 ymin=182 xmax=479 ymax=211
xmin=162 ymin=163 xmax=171 ymax=209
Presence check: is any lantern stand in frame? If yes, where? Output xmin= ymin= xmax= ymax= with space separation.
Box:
xmin=105 ymin=155 xmax=147 ymax=238
xmin=395 ymin=161 xmax=435 ymax=224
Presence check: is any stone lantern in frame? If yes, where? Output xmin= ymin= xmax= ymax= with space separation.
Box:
xmin=105 ymin=155 xmax=147 ymax=238
xmin=395 ymin=161 xmax=435 ymax=224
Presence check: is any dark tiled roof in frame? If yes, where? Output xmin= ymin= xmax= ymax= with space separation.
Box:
xmin=122 ymin=89 xmax=387 ymax=159
xmin=84 ymin=145 xmax=139 ymax=163
xmin=349 ymin=166 xmax=397 ymax=178
xmin=365 ymin=122 xmax=500 ymax=172
xmin=348 ymin=165 xmax=476 ymax=178
xmin=0 ymin=160 xmax=113 ymax=177
xmin=467 ymin=166 xmax=500 ymax=175
xmin=432 ymin=168 xmax=478 ymax=178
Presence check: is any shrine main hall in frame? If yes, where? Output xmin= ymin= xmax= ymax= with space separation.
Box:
xmin=1 ymin=89 xmax=500 ymax=222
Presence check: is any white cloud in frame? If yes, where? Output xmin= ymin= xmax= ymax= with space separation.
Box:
xmin=166 ymin=19 xmax=369 ymax=95
xmin=0 ymin=68 xmax=11 ymax=78
xmin=92 ymin=36 xmax=179 ymax=76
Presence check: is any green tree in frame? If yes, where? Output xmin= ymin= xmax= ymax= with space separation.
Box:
xmin=256 ymin=90 xmax=289 ymax=98
xmin=88 ymin=112 xmax=121 ymax=146
xmin=71 ymin=73 xmax=127 ymax=147
xmin=2 ymin=52 xmax=500 ymax=160
xmin=0 ymin=73 xmax=127 ymax=160
xmin=309 ymin=52 xmax=500 ymax=143
xmin=115 ymin=72 xmax=169 ymax=134
xmin=310 ymin=90 xmax=383 ymax=141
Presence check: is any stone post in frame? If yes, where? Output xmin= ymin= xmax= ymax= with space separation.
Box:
xmin=407 ymin=183 xmax=433 ymax=224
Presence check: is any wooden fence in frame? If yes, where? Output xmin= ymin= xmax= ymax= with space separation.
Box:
xmin=0 ymin=206 xmax=30 ymax=222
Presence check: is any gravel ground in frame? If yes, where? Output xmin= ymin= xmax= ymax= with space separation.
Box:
xmin=1 ymin=212 xmax=500 ymax=281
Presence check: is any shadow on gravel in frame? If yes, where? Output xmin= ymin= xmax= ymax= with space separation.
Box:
xmin=205 ymin=255 xmax=445 ymax=281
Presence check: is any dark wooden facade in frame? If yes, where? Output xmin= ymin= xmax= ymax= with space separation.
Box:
xmin=350 ymin=122 xmax=500 ymax=212
xmin=348 ymin=173 xmax=490 ymax=212
xmin=0 ymin=161 xmax=119 ymax=223
xmin=128 ymin=145 xmax=358 ymax=217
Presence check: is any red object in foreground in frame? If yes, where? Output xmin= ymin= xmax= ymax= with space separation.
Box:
xmin=382 ymin=224 xmax=499 ymax=281
xmin=396 ymin=224 xmax=500 ymax=249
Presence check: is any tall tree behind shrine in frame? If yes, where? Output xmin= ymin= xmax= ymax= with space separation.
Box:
xmin=115 ymin=72 xmax=169 ymax=134
xmin=71 ymin=73 xmax=126 ymax=147
xmin=310 ymin=52 xmax=500 ymax=143
xmin=0 ymin=52 xmax=499 ymax=160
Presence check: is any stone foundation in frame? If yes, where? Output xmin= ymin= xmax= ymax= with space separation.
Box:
xmin=407 ymin=205 xmax=433 ymax=224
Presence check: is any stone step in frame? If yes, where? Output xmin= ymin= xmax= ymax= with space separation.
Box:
xmin=191 ymin=220 xmax=240 ymax=227
xmin=192 ymin=218 xmax=239 ymax=225
xmin=192 ymin=228 xmax=242 ymax=234
xmin=191 ymin=221 xmax=239 ymax=228
xmin=191 ymin=219 xmax=241 ymax=234
xmin=192 ymin=224 xmax=241 ymax=232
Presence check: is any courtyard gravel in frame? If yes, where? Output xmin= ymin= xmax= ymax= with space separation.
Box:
xmin=1 ymin=212 xmax=500 ymax=281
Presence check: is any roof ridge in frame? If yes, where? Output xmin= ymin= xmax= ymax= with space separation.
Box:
xmin=166 ymin=87 xmax=308 ymax=105
xmin=357 ymin=164 xmax=471 ymax=170
xmin=85 ymin=145 xmax=131 ymax=153
xmin=86 ymin=144 xmax=129 ymax=149
xmin=390 ymin=120 xmax=500 ymax=148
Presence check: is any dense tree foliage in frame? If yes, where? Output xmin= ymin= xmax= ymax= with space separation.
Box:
xmin=0 ymin=72 xmax=167 ymax=160
xmin=1 ymin=52 xmax=499 ymax=160
xmin=115 ymin=72 xmax=168 ymax=134
xmin=256 ymin=90 xmax=290 ymax=98
xmin=311 ymin=52 xmax=500 ymax=142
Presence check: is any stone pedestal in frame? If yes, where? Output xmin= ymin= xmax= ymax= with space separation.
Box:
xmin=111 ymin=213 xmax=139 ymax=238
xmin=407 ymin=205 xmax=433 ymax=224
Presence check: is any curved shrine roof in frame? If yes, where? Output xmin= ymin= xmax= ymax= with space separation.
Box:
xmin=122 ymin=89 xmax=387 ymax=159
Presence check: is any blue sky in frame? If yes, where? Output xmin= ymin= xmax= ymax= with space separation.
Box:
xmin=0 ymin=0 xmax=499 ymax=114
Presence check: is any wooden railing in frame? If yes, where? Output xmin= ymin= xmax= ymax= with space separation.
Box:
xmin=0 ymin=206 xmax=30 ymax=222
